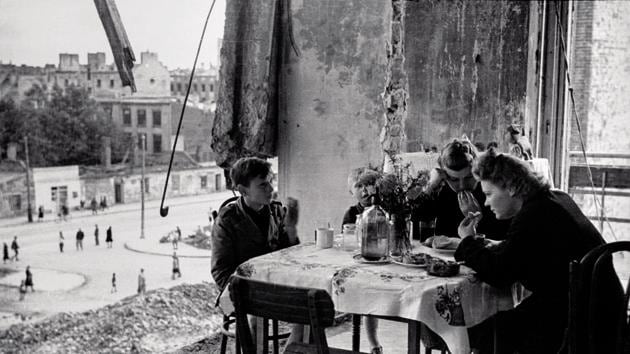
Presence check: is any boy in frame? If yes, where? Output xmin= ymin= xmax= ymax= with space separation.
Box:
xmin=342 ymin=167 xmax=383 ymax=354
xmin=211 ymin=157 xmax=299 ymax=290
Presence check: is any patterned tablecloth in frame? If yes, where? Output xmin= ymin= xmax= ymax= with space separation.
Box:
xmin=219 ymin=242 xmax=515 ymax=354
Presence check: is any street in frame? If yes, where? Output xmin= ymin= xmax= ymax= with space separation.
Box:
xmin=0 ymin=191 xmax=234 ymax=329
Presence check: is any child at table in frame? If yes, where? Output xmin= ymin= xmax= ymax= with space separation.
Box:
xmin=343 ymin=167 xmax=383 ymax=354
xmin=211 ymin=157 xmax=301 ymax=343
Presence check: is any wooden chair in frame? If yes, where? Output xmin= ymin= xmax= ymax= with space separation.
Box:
xmin=230 ymin=274 xmax=366 ymax=354
xmin=567 ymin=241 xmax=630 ymax=354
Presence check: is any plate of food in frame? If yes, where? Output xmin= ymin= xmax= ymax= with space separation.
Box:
xmin=423 ymin=235 xmax=460 ymax=255
xmin=392 ymin=252 xmax=431 ymax=268
xmin=352 ymin=254 xmax=391 ymax=264
xmin=427 ymin=257 xmax=461 ymax=277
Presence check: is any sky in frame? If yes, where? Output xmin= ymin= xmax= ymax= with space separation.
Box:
xmin=0 ymin=0 xmax=226 ymax=70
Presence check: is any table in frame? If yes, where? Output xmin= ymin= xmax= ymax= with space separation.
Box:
xmin=219 ymin=242 xmax=515 ymax=354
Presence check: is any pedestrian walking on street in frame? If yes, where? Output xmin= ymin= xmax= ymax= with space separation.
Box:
xmin=91 ymin=198 xmax=98 ymax=215
xmin=25 ymin=266 xmax=34 ymax=292
xmin=137 ymin=268 xmax=146 ymax=295
xmin=111 ymin=273 xmax=117 ymax=293
xmin=18 ymin=280 xmax=26 ymax=301
xmin=37 ymin=206 xmax=44 ymax=222
xmin=76 ymin=228 xmax=84 ymax=251
xmin=62 ymin=205 xmax=69 ymax=221
xmin=59 ymin=231 xmax=64 ymax=253
xmin=94 ymin=224 xmax=100 ymax=246
xmin=3 ymin=243 xmax=9 ymax=263
xmin=176 ymin=226 xmax=182 ymax=241
xmin=172 ymin=252 xmax=181 ymax=280
xmin=106 ymin=226 xmax=113 ymax=248
xmin=11 ymin=236 xmax=19 ymax=261
xmin=171 ymin=233 xmax=178 ymax=251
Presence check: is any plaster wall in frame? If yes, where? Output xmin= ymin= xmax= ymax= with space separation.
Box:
xmin=278 ymin=0 xmax=390 ymax=239
xmin=403 ymin=0 xmax=530 ymax=151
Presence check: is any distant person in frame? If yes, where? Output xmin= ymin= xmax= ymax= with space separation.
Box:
xmin=111 ymin=273 xmax=117 ymax=293
xmin=172 ymin=252 xmax=181 ymax=280
xmin=91 ymin=198 xmax=98 ymax=215
xmin=137 ymin=268 xmax=146 ymax=295
xmin=76 ymin=228 xmax=84 ymax=251
xmin=172 ymin=232 xmax=178 ymax=251
xmin=100 ymin=196 xmax=107 ymax=211
xmin=176 ymin=226 xmax=182 ymax=241
xmin=25 ymin=266 xmax=34 ymax=292
xmin=10 ymin=236 xmax=19 ymax=261
xmin=62 ymin=205 xmax=69 ymax=221
xmin=3 ymin=242 xmax=9 ymax=263
xmin=18 ymin=280 xmax=26 ymax=301
xmin=106 ymin=226 xmax=113 ymax=248
xmin=94 ymin=224 xmax=100 ymax=246
xmin=37 ymin=206 xmax=44 ymax=222
xmin=59 ymin=231 xmax=64 ymax=253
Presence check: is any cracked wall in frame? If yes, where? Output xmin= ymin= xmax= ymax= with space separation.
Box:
xmin=403 ymin=0 xmax=530 ymax=151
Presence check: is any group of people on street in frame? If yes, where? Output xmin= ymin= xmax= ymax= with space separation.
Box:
xmin=58 ymin=225 xmax=113 ymax=253
xmin=3 ymin=236 xmax=20 ymax=263
xmin=211 ymin=136 xmax=624 ymax=354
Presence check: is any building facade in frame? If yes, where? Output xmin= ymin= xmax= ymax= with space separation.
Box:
xmin=32 ymin=165 xmax=81 ymax=214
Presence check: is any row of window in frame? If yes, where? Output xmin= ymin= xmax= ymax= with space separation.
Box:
xmin=122 ymin=108 xmax=161 ymax=127
xmin=95 ymin=79 xmax=117 ymax=89
xmin=171 ymin=82 xmax=214 ymax=94
xmin=130 ymin=133 xmax=162 ymax=154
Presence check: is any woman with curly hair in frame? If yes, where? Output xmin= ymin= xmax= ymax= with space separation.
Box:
xmin=455 ymin=149 xmax=623 ymax=353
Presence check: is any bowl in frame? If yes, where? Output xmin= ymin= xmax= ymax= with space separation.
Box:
xmin=427 ymin=258 xmax=460 ymax=277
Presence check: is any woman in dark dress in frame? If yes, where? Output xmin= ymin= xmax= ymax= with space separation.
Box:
xmin=455 ymin=149 xmax=624 ymax=354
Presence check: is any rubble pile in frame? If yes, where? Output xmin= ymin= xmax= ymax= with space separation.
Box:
xmin=0 ymin=283 xmax=222 ymax=353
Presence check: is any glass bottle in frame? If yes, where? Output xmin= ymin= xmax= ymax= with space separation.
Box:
xmin=360 ymin=201 xmax=390 ymax=260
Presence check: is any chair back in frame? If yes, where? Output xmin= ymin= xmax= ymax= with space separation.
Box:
xmin=230 ymin=275 xmax=335 ymax=354
xmin=567 ymin=241 xmax=630 ymax=354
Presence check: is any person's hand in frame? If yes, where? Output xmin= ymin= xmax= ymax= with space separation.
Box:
xmin=457 ymin=190 xmax=482 ymax=216
xmin=284 ymin=197 xmax=299 ymax=244
xmin=458 ymin=211 xmax=482 ymax=239
xmin=284 ymin=197 xmax=299 ymax=227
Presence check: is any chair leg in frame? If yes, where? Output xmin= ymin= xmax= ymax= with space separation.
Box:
xmin=272 ymin=319 xmax=280 ymax=354
xmin=352 ymin=314 xmax=361 ymax=351
xmin=220 ymin=333 xmax=228 ymax=354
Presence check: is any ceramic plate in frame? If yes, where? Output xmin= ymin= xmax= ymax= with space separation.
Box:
xmin=391 ymin=260 xmax=427 ymax=268
xmin=352 ymin=254 xmax=391 ymax=264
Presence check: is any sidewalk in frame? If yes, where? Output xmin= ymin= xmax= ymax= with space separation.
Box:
xmin=124 ymin=238 xmax=210 ymax=258
xmin=0 ymin=191 xmax=234 ymax=229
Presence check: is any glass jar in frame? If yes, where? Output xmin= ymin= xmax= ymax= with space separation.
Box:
xmin=360 ymin=204 xmax=390 ymax=260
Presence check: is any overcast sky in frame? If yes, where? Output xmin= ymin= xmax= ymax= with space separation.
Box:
xmin=0 ymin=0 xmax=225 ymax=70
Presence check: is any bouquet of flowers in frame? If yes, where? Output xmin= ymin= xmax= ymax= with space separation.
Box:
xmin=374 ymin=158 xmax=430 ymax=255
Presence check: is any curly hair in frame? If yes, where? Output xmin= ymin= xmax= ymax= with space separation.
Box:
xmin=438 ymin=139 xmax=479 ymax=171
xmin=230 ymin=157 xmax=272 ymax=187
xmin=473 ymin=148 xmax=549 ymax=199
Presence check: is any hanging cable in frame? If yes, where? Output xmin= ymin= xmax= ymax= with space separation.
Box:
xmin=159 ymin=0 xmax=217 ymax=217
xmin=553 ymin=1 xmax=617 ymax=240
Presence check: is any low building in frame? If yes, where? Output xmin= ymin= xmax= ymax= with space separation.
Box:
xmin=80 ymin=151 xmax=225 ymax=206
xmin=32 ymin=165 xmax=81 ymax=214
xmin=0 ymin=160 xmax=29 ymax=218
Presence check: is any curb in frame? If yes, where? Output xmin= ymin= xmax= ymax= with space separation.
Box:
xmin=123 ymin=243 xmax=211 ymax=259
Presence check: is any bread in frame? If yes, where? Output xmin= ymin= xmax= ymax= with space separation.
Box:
xmin=431 ymin=236 xmax=460 ymax=250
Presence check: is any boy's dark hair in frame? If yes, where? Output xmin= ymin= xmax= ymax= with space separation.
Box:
xmin=438 ymin=139 xmax=478 ymax=171
xmin=230 ymin=157 xmax=272 ymax=187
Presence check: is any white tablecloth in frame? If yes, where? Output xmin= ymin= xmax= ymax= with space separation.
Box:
xmin=218 ymin=243 xmax=515 ymax=354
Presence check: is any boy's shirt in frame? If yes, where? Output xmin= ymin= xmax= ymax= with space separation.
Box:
xmin=211 ymin=196 xmax=299 ymax=290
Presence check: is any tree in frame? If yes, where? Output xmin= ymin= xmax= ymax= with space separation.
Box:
xmin=0 ymin=85 xmax=130 ymax=166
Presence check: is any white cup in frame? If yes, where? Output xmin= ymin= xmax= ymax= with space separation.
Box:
xmin=316 ymin=228 xmax=334 ymax=249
